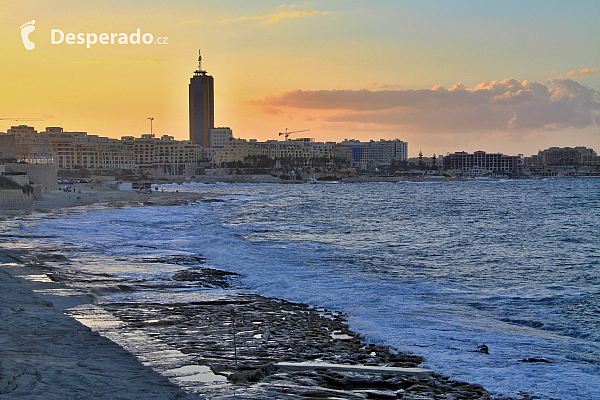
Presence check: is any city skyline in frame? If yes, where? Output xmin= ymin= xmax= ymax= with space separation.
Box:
xmin=2 ymin=1 xmax=600 ymax=157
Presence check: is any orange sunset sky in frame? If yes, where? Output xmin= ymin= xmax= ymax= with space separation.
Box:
xmin=2 ymin=1 xmax=600 ymax=157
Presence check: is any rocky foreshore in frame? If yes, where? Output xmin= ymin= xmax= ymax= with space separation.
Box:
xmin=0 ymin=192 xmax=534 ymax=400
xmin=0 ymin=251 xmax=197 ymax=400
xmin=0 ymin=244 xmax=522 ymax=400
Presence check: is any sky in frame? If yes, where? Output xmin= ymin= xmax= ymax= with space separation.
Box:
xmin=1 ymin=0 xmax=600 ymax=157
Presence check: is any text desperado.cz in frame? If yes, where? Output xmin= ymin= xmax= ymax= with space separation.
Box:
xmin=51 ymin=29 xmax=167 ymax=48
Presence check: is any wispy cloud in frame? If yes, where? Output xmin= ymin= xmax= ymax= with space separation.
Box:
xmin=365 ymin=81 xmax=403 ymax=90
xmin=278 ymin=2 xmax=312 ymax=9
xmin=219 ymin=8 xmax=330 ymax=25
xmin=555 ymin=67 xmax=599 ymax=80
xmin=180 ymin=18 xmax=203 ymax=25
xmin=267 ymin=10 xmax=330 ymax=24
xmin=252 ymin=78 xmax=600 ymax=135
xmin=72 ymin=59 xmax=161 ymax=64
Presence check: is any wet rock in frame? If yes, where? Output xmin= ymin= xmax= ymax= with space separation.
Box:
xmin=36 ymin=259 xmax=500 ymax=400
xmin=171 ymin=268 xmax=239 ymax=288
xmin=139 ymin=255 xmax=207 ymax=266
xmin=36 ymin=253 xmax=69 ymax=262
xmin=519 ymin=358 xmax=553 ymax=363
xmin=228 ymin=363 xmax=275 ymax=383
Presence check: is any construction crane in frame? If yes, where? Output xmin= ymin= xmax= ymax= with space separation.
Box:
xmin=278 ymin=128 xmax=309 ymax=140
xmin=0 ymin=117 xmax=44 ymax=121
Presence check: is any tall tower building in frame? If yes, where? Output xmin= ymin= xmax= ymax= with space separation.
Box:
xmin=189 ymin=50 xmax=214 ymax=147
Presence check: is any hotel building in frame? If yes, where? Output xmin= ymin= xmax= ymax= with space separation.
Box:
xmin=442 ymin=151 xmax=523 ymax=175
xmin=526 ymin=146 xmax=600 ymax=167
xmin=336 ymin=139 xmax=408 ymax=170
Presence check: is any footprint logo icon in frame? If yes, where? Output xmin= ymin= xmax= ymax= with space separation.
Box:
xmin=20 ymin=20 xmax=36 ymax=50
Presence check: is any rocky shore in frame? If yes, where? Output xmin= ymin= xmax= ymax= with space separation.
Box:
xmin=0 ymin=191 xmax=530 ymax=399
xmin=1 ymin=243 xmax=513 ymax=400
xmin=0 ymin=251 xmax=196 ymax=400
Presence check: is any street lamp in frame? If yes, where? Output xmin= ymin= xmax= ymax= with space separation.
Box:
xmin=147 ymin=117 xmax=154 ymax=135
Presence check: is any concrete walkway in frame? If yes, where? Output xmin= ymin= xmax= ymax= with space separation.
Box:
xmin=0 ymin=252 xmax=198 ymax=400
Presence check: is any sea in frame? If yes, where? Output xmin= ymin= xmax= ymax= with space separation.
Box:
xmin=8 ymin=178 xmax=600 ymax=399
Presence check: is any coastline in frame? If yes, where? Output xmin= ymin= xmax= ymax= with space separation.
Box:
xmin=0 ymin=250 xmax=197 ymax=400
xmin=1 ymin=188 xmax=514 ymax=399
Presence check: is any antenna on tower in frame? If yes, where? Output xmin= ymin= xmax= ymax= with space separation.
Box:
xmin=194 ymin=49 xmax=206 ymax=76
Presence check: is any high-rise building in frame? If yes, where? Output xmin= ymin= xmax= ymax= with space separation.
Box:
xmin=189 ymin=50 xmax=214 ymax=148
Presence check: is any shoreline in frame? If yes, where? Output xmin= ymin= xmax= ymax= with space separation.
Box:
xmin=0 ymin=250 xmax=197 ymax=400
xmin=0 ymin=188 xmax=519 ymax=399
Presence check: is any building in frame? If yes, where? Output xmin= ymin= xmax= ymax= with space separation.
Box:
xmin=0 ymin=134 xmax=16 ymax=162
xmin=3 ymin=125 xmax=202 ymax=175
xmin=336 ymin=139 xmax=408 ymax=170
xmin=189 ymin=50 xmax=215 ymax=147
xmin=5 ymin=125 xmax=54 ymax=163
xmin=442 ymin=151 xmax=523 ymax=175
xmin=211 ymin=137 xmax=336 ymax=167
xmin=203 ymin=127 xmax=233 ymax=160
xmin=526 ymin=146 xmax=599 ymax=167
xmin=45 ymin=127 xmax=104 ymax=169
xmin=124 ymin=134 xmax=203 ymax=176
xmin=212 ymin=138 xmax=261 ymax=166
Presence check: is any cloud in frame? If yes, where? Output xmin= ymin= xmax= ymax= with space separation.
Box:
xmin=278 ymin=2 xmax=312 ymax=9
xmin=365 ymin=81 xmax=402 ymax=90
xmin=267 ymin=10 xmax=330 ymax=24
xmin=252 ymin=78 xmax=600 ymax=134
xmin=72 ymin=59 xmax=161 ymax=64
xmin=555 ymin=67 xmax=599 ymax=80
xmin=262 ymin=107 xmax=284 ymax=116
xmin=566 ymin=67 xmax=599 ymax=77
xmin=221 ymin=9 xmax=330 ymax=25
xmin=220 ymin=15 xmax=264 ymax=23
xmin=180 ymin=18 xmax=202 ymax=25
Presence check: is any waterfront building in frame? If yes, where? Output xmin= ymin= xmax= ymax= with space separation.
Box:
xmin=45 ymin=127 xmax=107 ymax=169
xmin=189 ymin=50 xmax=215 ymax=147
xmin=526 ymin=146 xmax=599 ymax=167
xmin=0 ymin=134 xmax=16 ymax=162
xmin=211 ymin=137 xmax=335 ymax=167
xmin=442 ymin=151 xmax=523 ymax=175
xmin=211 ymin=138 xmax=260 ymax=166
xmin=5 ymin=125 xmax=54 ymax=164
xmin=123 ymin=134 xmax=203 ymax=175
xmin=407 ymin=154 xmax=439 ymax=168
xmin=336 ymin=139 xmax=408 ymax=170
xmin=2 ymin=125 xmax=202 ymax=175
xmin=266 ymin=138 xmax=335 ymax=161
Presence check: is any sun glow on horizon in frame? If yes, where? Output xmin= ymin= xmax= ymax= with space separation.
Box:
xmin=1 ymin=1 xmax=599 ymax=157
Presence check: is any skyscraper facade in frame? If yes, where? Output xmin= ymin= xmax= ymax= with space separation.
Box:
xmin=189 ymin=50 xmax=214 ymax=148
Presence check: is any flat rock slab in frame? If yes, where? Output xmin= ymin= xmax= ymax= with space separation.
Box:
xmin=275 ymin=362 xmax=434 ymax=377
xmin=0 ymin=254 xmax=197 ymax=400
